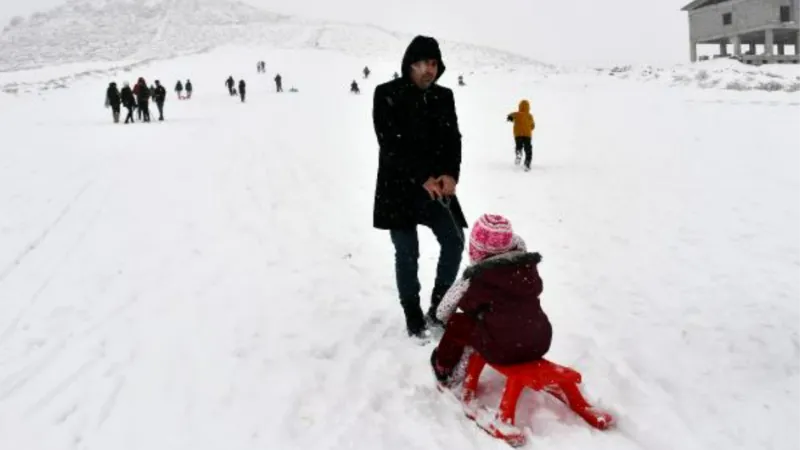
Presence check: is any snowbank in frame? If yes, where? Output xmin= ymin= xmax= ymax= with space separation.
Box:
xmin=593 ymin=59 xmax=800 ymax=93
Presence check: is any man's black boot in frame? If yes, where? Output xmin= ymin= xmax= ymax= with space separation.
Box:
xmin=401 ymin=297 xmax=427 ymax=338
xmin=426 ymin=286 xmax=449 ymax=328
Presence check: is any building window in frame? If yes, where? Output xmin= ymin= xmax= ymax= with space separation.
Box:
xmin=722 ymin=12 xmax=732 ymax=25
xmin=780 ymin=6 xmax=790 ymax=22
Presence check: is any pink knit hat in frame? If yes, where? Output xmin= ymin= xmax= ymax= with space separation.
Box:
xmin=469 ymin=214 xmax=517 ymax=263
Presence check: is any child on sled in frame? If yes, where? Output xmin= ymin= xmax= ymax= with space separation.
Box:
xmin=430 ymin=213 xmax=552 ymax=388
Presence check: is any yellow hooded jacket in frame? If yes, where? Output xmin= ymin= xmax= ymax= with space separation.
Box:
xmin=507 ymin=100 xmax=535 ymax=138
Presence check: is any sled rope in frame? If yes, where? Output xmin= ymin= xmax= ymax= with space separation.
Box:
xmin=437 ymin=197 xmax=465 ymax=246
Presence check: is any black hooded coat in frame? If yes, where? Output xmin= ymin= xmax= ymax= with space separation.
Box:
xmin=371 ymin=36 xmax=467 ymax=230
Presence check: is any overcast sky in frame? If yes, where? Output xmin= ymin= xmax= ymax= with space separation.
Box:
xmin=1 ymin=0 xmax=694 ymax=66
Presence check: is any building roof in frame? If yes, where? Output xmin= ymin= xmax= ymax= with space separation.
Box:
xmin=681 ymin=0 xmax=731 ymax=12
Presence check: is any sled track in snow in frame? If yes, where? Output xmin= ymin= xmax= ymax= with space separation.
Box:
xmin=0 ymin=181 xmax=93 ymax=287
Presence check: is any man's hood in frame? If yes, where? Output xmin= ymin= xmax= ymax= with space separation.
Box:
xmin=401 ymin=35 xmax=446 ymax=82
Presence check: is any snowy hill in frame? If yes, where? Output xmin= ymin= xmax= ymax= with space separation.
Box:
xmin=3 ymin=0 xmax=800 ymax=95
xmin=0 ymin=0 xmax=546 ymax=74
xmin=0 ymin=0 xmax=284 ymax=70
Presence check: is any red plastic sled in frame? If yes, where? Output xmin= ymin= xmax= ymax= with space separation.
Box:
xmin=457 ymin=352 xmax=614 ymax=447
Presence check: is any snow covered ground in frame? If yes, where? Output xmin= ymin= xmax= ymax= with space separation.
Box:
xmin=1 ymin=31 xmax=799 ymax=450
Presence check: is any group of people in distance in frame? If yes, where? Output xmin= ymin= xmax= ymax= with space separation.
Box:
xmin=105 ymin=77 xmax=193 ymax=123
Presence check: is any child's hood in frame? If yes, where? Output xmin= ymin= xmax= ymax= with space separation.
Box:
xmin=464 ymin=251 xmax=541 ymax=279
xmin=464 ymin=250 xmax=542 ymax=282
xmin=463 ymin=251 xmax=543 ymax=299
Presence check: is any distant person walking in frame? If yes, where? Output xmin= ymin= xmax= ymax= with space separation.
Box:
xmin=153 ymin=80 xmax=167 ymax=121
xmin=175 ymin=80 xmax=184 ymax=99
xmin=134 ymin=78 xmax=151 ymax=122
xmin=105 ymin=82 xmax=121 ymax=123
xmin=133 ymin=77 xmax=145 ymax=120
xmin=238 ymin=79 xmax=246 ymax=102
xmin=120 ymin=82 xmax=136 ymax=124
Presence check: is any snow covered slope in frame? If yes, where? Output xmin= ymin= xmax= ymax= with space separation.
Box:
xmin=0 ymin=0 xmax=288 ymax=70
xmin=4 ymin=0 xmax=799 ymax=95
xmin=0 ymin=0 xmax=545 ymax=74
xmin=0 ymin=42 xmax=798 ymax=450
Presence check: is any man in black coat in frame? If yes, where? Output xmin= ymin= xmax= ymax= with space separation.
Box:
xmin=105 ymin=82 xmax=121 ymax=123
xmin=372 ymin=35 xmax=467 ymax=339
xmin=153 ymin=80 xmax=167 ymax=121
xmin=135 ymin=79 xmax=151 ymax=122
xmin=175 ymin=80 xmax=184 ymax=100
xmin=120 ymin=82 xmax=136 ymax=124
xmin=238 ymin=79 xmax=246 ymax=102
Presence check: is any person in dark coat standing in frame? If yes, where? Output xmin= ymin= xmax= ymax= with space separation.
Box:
xmin=238 ymin=79 xmax=246 ymax=102
xmin=134 ymin=78 xmax=151 ymax=122
xmin=431 ymin=214 xmax=552 ymax=387
xmin=153 ymin=80 xmax=167 ymax=121
xmin=133 ymin=77 xmax=144 ymax=120
xmin=185 ymin=79 xmax=193 ymax=99
xmin=274 ymin=73 xmax=283 ymax=93
xmin=175 ymin=80 xmax=184 ymax=99
xmin=372 ymin=35 xmax=467 ymax=339
xmin=105 ymin=82 xmax=121 ymax=123
xmin=226 ymin=76 xmax=235 ymax=96
xmin=120 ymin=82 xmax=136 ymax=124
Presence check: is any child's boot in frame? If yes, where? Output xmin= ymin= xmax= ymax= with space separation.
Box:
xmin=430 ymin=349 xmax=455 ymax=390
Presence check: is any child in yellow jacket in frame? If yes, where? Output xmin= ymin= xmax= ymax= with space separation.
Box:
xmin=506 ymin=100 xmax=535 ymax=170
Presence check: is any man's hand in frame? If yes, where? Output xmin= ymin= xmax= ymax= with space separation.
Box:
xmin=438 ymin=175 xmax=457 ymax=197
xmin=423 ymin=177 xmax=444 ymax=200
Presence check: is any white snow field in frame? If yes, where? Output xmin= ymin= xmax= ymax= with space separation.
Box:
xmin=1 ymin=22 xmax=800 ymax=450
